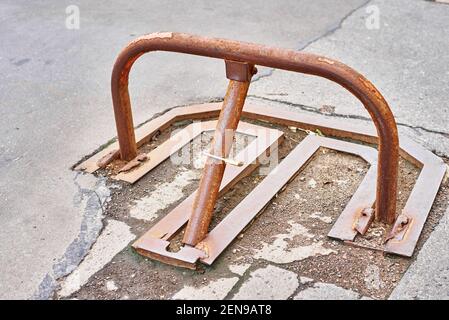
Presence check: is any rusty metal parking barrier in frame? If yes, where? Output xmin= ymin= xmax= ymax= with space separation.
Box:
xmin=76 ymin=32 xmax=446 ymax=268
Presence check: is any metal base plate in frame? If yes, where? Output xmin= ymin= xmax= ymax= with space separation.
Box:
xmin=134 ymin=134 xmax=381 ymax=268
xmin=77 ymin=102 xmax=446 ymax=264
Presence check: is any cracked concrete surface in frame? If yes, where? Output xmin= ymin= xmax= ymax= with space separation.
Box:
xmin=33 ymin=173 xmax=111 ymax=299
xmin=229 ymin=263 xmax=252 ymax=277
xmin=294 ymin=282 xmax=361 ymax=300
xmin=0 ymin=0 xmax=367 ymax=299
xmin=250 ymin=0 xmax=449 ymax=157
xmin=232 ymin=266 xmax=299 ymax=300
xmin=253 ymin=221 xmax=336 ymax=264
xmin=58 ymin=219 xmax=134 ymax=298
xmin=1 ymin=0 xmax=448 ymax=300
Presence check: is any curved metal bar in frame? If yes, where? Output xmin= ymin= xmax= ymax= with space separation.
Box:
xmin=111 ymin=31 xmax=399 ymax=224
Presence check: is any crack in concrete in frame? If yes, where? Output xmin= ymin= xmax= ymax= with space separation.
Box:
xmin=288 ymin=277 xmax=316 ymax=300
xmin=32 ymin=172 xmax=111 ymax=300
xmin=249 ymin=95 xmax=449 ymax=139
xmin=251 ymin=68 xmax=274 ymax=83
xmin=224 ymin=257 xmax=318 ymax=300
xmin=250 ymin=0 xmax=371 ymax=84
xmin=246 ymin=0 xmax=449 ymax=157
xmin=295 ymin=0 xmax=371 ymax=51
xmin=223 ymin=261 xmax=259 ymax=300
xmin=39 ymin=96 xmax=227 ymax=300
xmin=245 ymin=0 xmax=449 ymax=151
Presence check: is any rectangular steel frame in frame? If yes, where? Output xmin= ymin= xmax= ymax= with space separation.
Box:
xmin=77 ymin=102 xmax=446 ymax=260
xmin=133 ymin=134 xmax=379 ymax=268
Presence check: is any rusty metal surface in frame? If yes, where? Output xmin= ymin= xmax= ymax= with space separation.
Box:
xmin=353 ymin=208 xmax=375 ymax=236
xmin=110 ymin=32 xmax=399 ymax=224
xmin=246 ymin=104 xmax=445 ymax=256
xmin=116 ymin=120 xmax=211 ymax=183
xmin=327 ymin=169 xmax=376 ymax=241
xmin=239 ymin=104 xmax=446 ymax=256
xmin=118 ymin=154 xmax=148 ymax=173
xmin=183 ymin=73 xmax=253 ymax=246
xmin=77 ymin=101 xmax=378 ymax=174
xmin=116 ymin=120 xmax=279 ymax=184
xmin=96 ymin=150 xmax=118 ymax=169
xmin=130 ymin=103 xmax=445 ymax=264
xmin=319 ymin=139 xmax=378 ymax=241
xmin=75 ymin=103 xmax=223 ymax=174
xmin=225 ymin=60 xmax=256 ymax=82
xmin=198 ymin=135 xmax=319 ymax=265
xmin=144 ymin=127 xmax=283 ymax=241
xmin=383 ymin=136 xmax=447 ymax=257
xmin=200 ymin=135 xmax=379 ymax=265
xmin=134 ymin=134 xmax=381 ymax=267
xmin=133 ymin=238 xmax=206 ymax=270
xmin=80 ymin=99 xmax=444 ymax=259
xmin=132 ymin=125 xmax=284 ymax=268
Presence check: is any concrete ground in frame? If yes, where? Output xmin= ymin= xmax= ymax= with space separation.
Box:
xmin=0 ymin=0 xmax=448 ymax=300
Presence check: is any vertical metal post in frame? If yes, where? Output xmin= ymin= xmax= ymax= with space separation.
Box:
xmin=182 ymin=61 xmax=256 ymax=246
xmin=111 ymin=60 xmax=138 ymax=161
